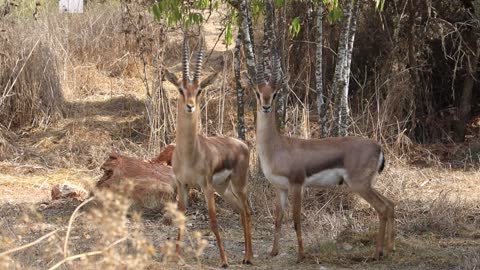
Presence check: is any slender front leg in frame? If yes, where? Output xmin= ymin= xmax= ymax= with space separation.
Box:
xmin=291 ymin=185 xmax=305 ymax=262
xmin=176 ymin=183 xmax=188 ymax=255
xmin=205 ymin=186 xmax=229 ymax=268
xmin=270 ymin=188 xmax=288 ymax=257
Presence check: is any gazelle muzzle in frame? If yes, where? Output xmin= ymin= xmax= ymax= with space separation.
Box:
xmin=186 ymin=103 xmax=195 ymax=113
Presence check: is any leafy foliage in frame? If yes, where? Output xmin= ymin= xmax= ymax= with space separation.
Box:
xmin=289 ymin=16 xmax=301 ymax=38
xmin=151 ymin=0 xmax=218 ymax=27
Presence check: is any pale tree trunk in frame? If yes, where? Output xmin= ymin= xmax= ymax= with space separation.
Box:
xmin=238 ymin=0 xmax=256 ymax=81
xmin=276 ymin=2 xmax=288 ymax=130
xmin=332 ymin=0 xmax=355 ymax=137
xmin=263 ymin=0 xmax=275 ymax=78
xmin=315 ymin=0 xmax=327 ymax=137
xmin=228 ymin=0 xmax=256 ymax=140
xmin=234 ymin=31 xmax=246 ymax=140
xmin=338 ymin=0 xmax=359 ymax=136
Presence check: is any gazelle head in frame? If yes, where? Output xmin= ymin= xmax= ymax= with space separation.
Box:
xmin=164 ymin=35 xmax=218 ymax=114
xmin=252 ymin=53 xmax=283 ymax=114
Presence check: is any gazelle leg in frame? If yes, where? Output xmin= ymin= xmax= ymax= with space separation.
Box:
xmin=270 ymin=188 xmax=288 ymax=257
xmin=291 ymin=185 xmax=305 ymax=263
xmin=356 ymin=188 xmax=389 ymax=260
xmin=176 ymin=183 xmax=188 ymax=255
xmin=374 ymin=190 xmax=395 ymax=254
xmin=235 ymin=190 xmax=254 ymax=264
xmin=205 ymin=186 xmax=229 ymax=268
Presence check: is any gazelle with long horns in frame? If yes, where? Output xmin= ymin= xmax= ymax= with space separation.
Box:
xmin=164 ymin=34 xmax=253 ymax=267
xmin=252 ymin=54 xmax=395 ymax=262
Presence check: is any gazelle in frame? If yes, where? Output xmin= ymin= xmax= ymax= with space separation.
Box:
xmin=164 ymin=35 xmax=253 ymax=268
xmin=251 ymin=55 xmax=395 ymax=262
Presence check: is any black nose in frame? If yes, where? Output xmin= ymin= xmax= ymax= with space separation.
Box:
xmin=262 ymin=105 xmax=271 ymax=112
xmin=186 ymin=104 xmax=194 ymax=111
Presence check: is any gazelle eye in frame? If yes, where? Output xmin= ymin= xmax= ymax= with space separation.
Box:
xmin=178 ymin=89 xmax=185 ymax=97
xmin=196 ymin=88 xmax=202 ymax=96
xmin=272 ymin=92 xmax=278 ymax=100
xmin=255 ymin=91 xmax=260 ymax=99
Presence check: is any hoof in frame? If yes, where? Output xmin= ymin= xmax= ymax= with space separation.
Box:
xmin=242 ymin=259 xmax=253 ymax=265
xmin=296 ymin=254 xmax=305 ymax=263
xmin=373 ymin=251 xmax=384 ymax=261
xmin=270 ymin=250 xmax=279 ymax=257
xmin=221 ymin=263 xmax=229 ymax=268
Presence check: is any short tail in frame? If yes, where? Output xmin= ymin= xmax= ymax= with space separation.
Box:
xmin=378 ymin=150 xmax=385 ymax=174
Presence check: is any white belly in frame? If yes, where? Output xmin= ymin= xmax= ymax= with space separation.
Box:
xmin=212 ymin=169 xmax=232 ymax=186
xmin=304 ymin=168 xmax=348 ymax=188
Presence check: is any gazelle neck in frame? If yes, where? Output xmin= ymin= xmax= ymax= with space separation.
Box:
xmin=176 ymin=102 xmax=199 ymax=160
xmin=256 ymin=107 xmax=281 ymax=152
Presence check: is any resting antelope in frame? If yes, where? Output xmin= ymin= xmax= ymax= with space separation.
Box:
xmin=164 ymin=35 xmax=253 ymax=267
xmin=252 ymin=55 xmax=395 ymax=262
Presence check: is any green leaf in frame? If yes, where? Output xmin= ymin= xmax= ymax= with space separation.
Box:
xmin=152 ymin=4 xmax=161 ymax=21
xmin=274 ymin=0 xmax=285 ymax=7
xmin=289 ymin=17 xmax=301 ymax=38
xmin=327 ymin=7 xmax=342 ymax=23
xmin=225 ymin=23 xmax=233 ymax=46
xmin=375 ymin=0 xmax=385 ymax=11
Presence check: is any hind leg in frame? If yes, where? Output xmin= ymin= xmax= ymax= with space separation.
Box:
xmin=374 ymin=190 xmax=395 ymax=254
xmin=228 ymin=170 xmax=254 ymax=264
xmin=355 ymin=187 xmax=389 ymax=260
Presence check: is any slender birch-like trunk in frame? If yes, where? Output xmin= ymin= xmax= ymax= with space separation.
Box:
xmin=338 ymin=0 xmax=359 ymax=136
xmin=276 ymin=2 xmax=288 ymax=130
xmin=228 ymin=0 xmax=257 ymax=140
xmin=234 ymin=31 xmax=246 ymax=140
xmin=332 ymin=0 xmax=354 ymax=137
xmin=263 ymin=0 xmax=275 ymax=78
xmin=315 ymin=0 xmax=327 ymax=138
xmin=238 ymin=0 xmax=257 ymax=80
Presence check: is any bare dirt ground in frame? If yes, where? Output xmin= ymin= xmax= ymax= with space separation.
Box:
xmin=1 ymin=160 xmax=479 ymax=269
xmin=1 ymin=10 xmax=480 ymax=270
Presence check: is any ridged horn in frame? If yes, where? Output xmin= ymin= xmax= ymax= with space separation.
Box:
xmin=272 ymin=51 xmax=282 ymax=86
xmin=182 ymin=35 xmax=190 ymax=82
xmin=255 ymin=54 xmax=266 ymax=85
xmin=194 ymin=35 xmax=204 ymax=82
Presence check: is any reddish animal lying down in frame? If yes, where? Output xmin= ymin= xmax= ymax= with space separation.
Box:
xmin=96 ymin=144 xmax=176 ymax=211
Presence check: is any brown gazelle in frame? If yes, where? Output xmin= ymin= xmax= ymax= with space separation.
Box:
xmin=252 ymin=55 xmax=395 ymax=262
xmin=164 ymin=34 xmax=253 ymax=267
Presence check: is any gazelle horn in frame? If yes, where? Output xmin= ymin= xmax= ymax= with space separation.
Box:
xmin=272 ymin=51 xmax=282 ymax=86
xmin=194 ymin=35 xmax=204 ymax=82
xmin=256 ymin=54 xmax=266 ymax=85
xmin=182 ymin=35 xmax=190 ymax=82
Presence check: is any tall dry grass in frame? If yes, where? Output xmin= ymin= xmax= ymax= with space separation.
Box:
xmin=0 ymin=17 xmax=64 ymax=130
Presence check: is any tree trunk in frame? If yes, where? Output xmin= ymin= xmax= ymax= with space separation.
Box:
xmin=234 ymin=31 xmax=246 ymax=141
xmin=338 ymin=0 xmax=359 ymax=137
xmin=276 ymin=2 xmax=288 ymax=130
xmin=238 ymin=0 xmax=256 ymax=80
xmin=332 ymin=0 xmax=354 ymax=137
xmin=228 ymin=0 xmax=256 ymax=141
xmin=454 ymin=37 xmax=480 ymax=141
xmin=263 ymin=0 xmax=275 ymax=78
xmin=315 ymin=0 xmax=327 ymax=138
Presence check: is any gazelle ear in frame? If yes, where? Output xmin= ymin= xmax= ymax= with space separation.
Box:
xmin=164 ymin=69 xmax=181 ymax=88
xmin=199 ymin=72 xmax=219 ymax=90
